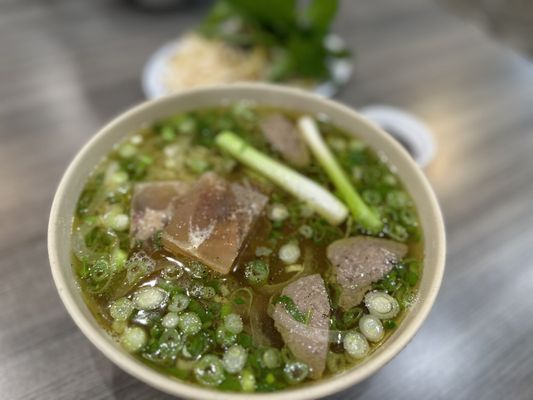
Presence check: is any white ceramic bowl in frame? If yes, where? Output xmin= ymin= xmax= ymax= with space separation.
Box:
xmin=48 ymin=83 xmax=445 ymax=400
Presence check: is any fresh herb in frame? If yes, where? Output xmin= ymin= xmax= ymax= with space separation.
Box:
xmin=273 ymin=295 xmax=312 ymax=325
xmin=199 ymin=0 xmax=344 ymax=82
xmin=233 ymin=296 xmax=245 ymax=305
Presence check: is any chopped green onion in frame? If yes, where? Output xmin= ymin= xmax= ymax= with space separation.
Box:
xmin=161 ymin=263 xmax=184 ymax=281
xmin=178 ymin=312 xmax=202 ymax=335
xmin=298 ymin=116 xmax=382 ymax=232
xmin=215 ymin=131 xmax=348 ymax=225
xmin=262 ymin=348 xmax=281 ymax=369
xmin=298 ymin=224 xmax=313 ymax=238
xmin=326 ymin=351 xmax=347 ymax=373
xmin=161 ymin=312 xmax=180 ymax=329
xmin=224 ymin=313 xmax=244 ymax=334
xmin=240 ymin=368 xmax=256 ymax=392
xmin=285 ymin=264 xmax=303 ymax=273
xmin=343 ymin=331 xmax=369 ymax=359
xmin=359 ymin=314 xmax=385 ymax=342
xmin=185 ymin=157 xmax=210 ymax=174
xmin=82 ymin=258 xmax=114 ymax=293
xmin=111 ymin=248 xmax=127 ymax=270
xmin=183 ymin=332 xmax=210 ymax=358
xmin=120 ymin=326 xmax=147 ymax=353
xmin=278 ymin=242 xmax=301 ymax=264
xmin=386 ymin=190 xmax=410 ymax=209
xmin=383 ymin=320 xmax=397 ymax=329
xmin=342 ymin=306 xmax=363 ymax=329
xmin=220 ymin=302 xmax=232 ymax=316
xmin=273 ymin=295 xmax=311 ymax=325
xmin=118 ymin=143 xmax=137 ymax=158
xmin=268 ymin=203 xmax=289 ymax=222
xmin=109 ymin=297 xmax=134 ymax=321
xmin=364 ymin=291 xmax=400 ymax=319
xmin=283 ymin=360 xmax=309 ymax=384
xmin=161 ymin=125 xmax=176 ymax=141
xmin=188 ymin=261 xmax=208 ymax=279
xmin=362 ymin=189 xmax=382 ymax=205
xmin=255 ymin=246 xmax=272 ymax=257
xmin=244 ymin=260 xmax=269 ymax=286
xmin=326 ymin=136 xmax=347 ymax=152
xmin=190 ymin=283 xmax=215 ymax=299
xmin=385 ymin=223 xmax=409 ymax=242
xmin=132 ymin=287 xmax=168 ymax=310
xmin=216 ymin=326 xmax=238 ymax=347
xmin=194 ymin=355 xmax=225 ymax=387
xmin=222 ymin=345 xmax=247 ymax=374
xmin=400 ymin=209 xmax=418 ymax=227
xmin=168 ymin=293 xmax=190 ymax=313
xmin=112 ymin=320 xmax=127 ymax=334
xmin=125 ymin=252 xmax=155 ymax=285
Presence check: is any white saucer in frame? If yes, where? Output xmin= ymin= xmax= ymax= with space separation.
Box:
xmin=360 ymin=105 xmax=436 ymax=168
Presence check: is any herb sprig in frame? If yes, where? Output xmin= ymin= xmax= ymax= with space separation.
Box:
xmin=199 ymin=0 xmax=343 ymax=82
xmin=273 ymin=295 xmax=313 ymax=325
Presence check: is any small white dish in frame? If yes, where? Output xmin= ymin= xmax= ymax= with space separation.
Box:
xmin=142 ymin=34 xmax=353 ymax=100
xmin=359 ymin=105 xmax=436 ymax=168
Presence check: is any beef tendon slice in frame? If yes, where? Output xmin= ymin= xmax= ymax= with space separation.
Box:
xmin=162 ymin=173 xmax=268 ymax=274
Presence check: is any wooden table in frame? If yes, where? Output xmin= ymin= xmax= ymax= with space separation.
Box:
xmin=1 ymin=1 xmax=533 ymax=399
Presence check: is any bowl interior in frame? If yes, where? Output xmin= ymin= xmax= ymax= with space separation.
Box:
xmin=48 ymin=83 xmax=445 ymax=400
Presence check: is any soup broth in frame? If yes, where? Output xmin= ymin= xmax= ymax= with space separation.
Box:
xmin=72 ymin=103 xmax=423 ymax=392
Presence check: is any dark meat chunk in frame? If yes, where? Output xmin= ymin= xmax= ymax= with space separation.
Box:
xmin=327 ymin=236 xmax=408 ymax=309
xmin=259 ymin=113 xmax=310 ymax=168
xmin=162 ymin=173 xmax=268 ymax=274
xmin=272 ymin=274 xmax=330 ymax=379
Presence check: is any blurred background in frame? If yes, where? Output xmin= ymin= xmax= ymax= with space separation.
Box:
xmin=1 ymin=0 xmax=533 ymax=399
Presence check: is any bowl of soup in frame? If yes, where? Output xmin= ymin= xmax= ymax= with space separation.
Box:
xmin=48 ymin=83 xmax=445 ymax=400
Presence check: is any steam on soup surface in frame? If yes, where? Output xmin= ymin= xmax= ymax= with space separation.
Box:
xmin=72 ymin=103 xmax=422 ymax=392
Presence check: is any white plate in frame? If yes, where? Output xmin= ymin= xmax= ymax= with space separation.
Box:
xmin=142 ymin=34 xmax=353 ymax=99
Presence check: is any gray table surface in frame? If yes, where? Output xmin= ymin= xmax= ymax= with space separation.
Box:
xmin=1 ymin=0 xmax=533 ymax=399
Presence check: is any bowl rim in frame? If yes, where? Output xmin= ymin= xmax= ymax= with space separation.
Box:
xmin=48 ymin=83 xmax=445 ymax=400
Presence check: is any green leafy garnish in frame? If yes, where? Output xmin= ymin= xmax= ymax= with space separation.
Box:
xmin=273 ymin=295 xmax=312 ymax=325
xmin=233 ymin=296 xmax=245 ymax=305
xmin=199 ymin=0 xmax=344 ymax=82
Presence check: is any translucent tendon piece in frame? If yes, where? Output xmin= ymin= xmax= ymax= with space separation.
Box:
xmin=162 ymin=173 xmax=268 ymax=274
xmin=130 ymin=181 xmax=190 ymax=242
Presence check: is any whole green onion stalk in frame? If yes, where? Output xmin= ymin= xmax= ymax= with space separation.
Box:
xmin=298 ymin=116 xmax=383 ymax=232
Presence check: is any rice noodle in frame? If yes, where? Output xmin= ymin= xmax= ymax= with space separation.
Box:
xmin=163 ymin=34 xmax=268 ymax=94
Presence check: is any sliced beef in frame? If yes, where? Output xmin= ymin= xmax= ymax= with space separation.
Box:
xmin=327 ymin=236 xmax=408 ymax=310
xmin=259 ymin=113 xmax=310 ymax=168
xmin=130 ymin=181 xmax=190 ymax=242
xmin=272 ymin=274 xmax=330 ymax=379
xmin=162 ymin=173 xmax=268 ymax=275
